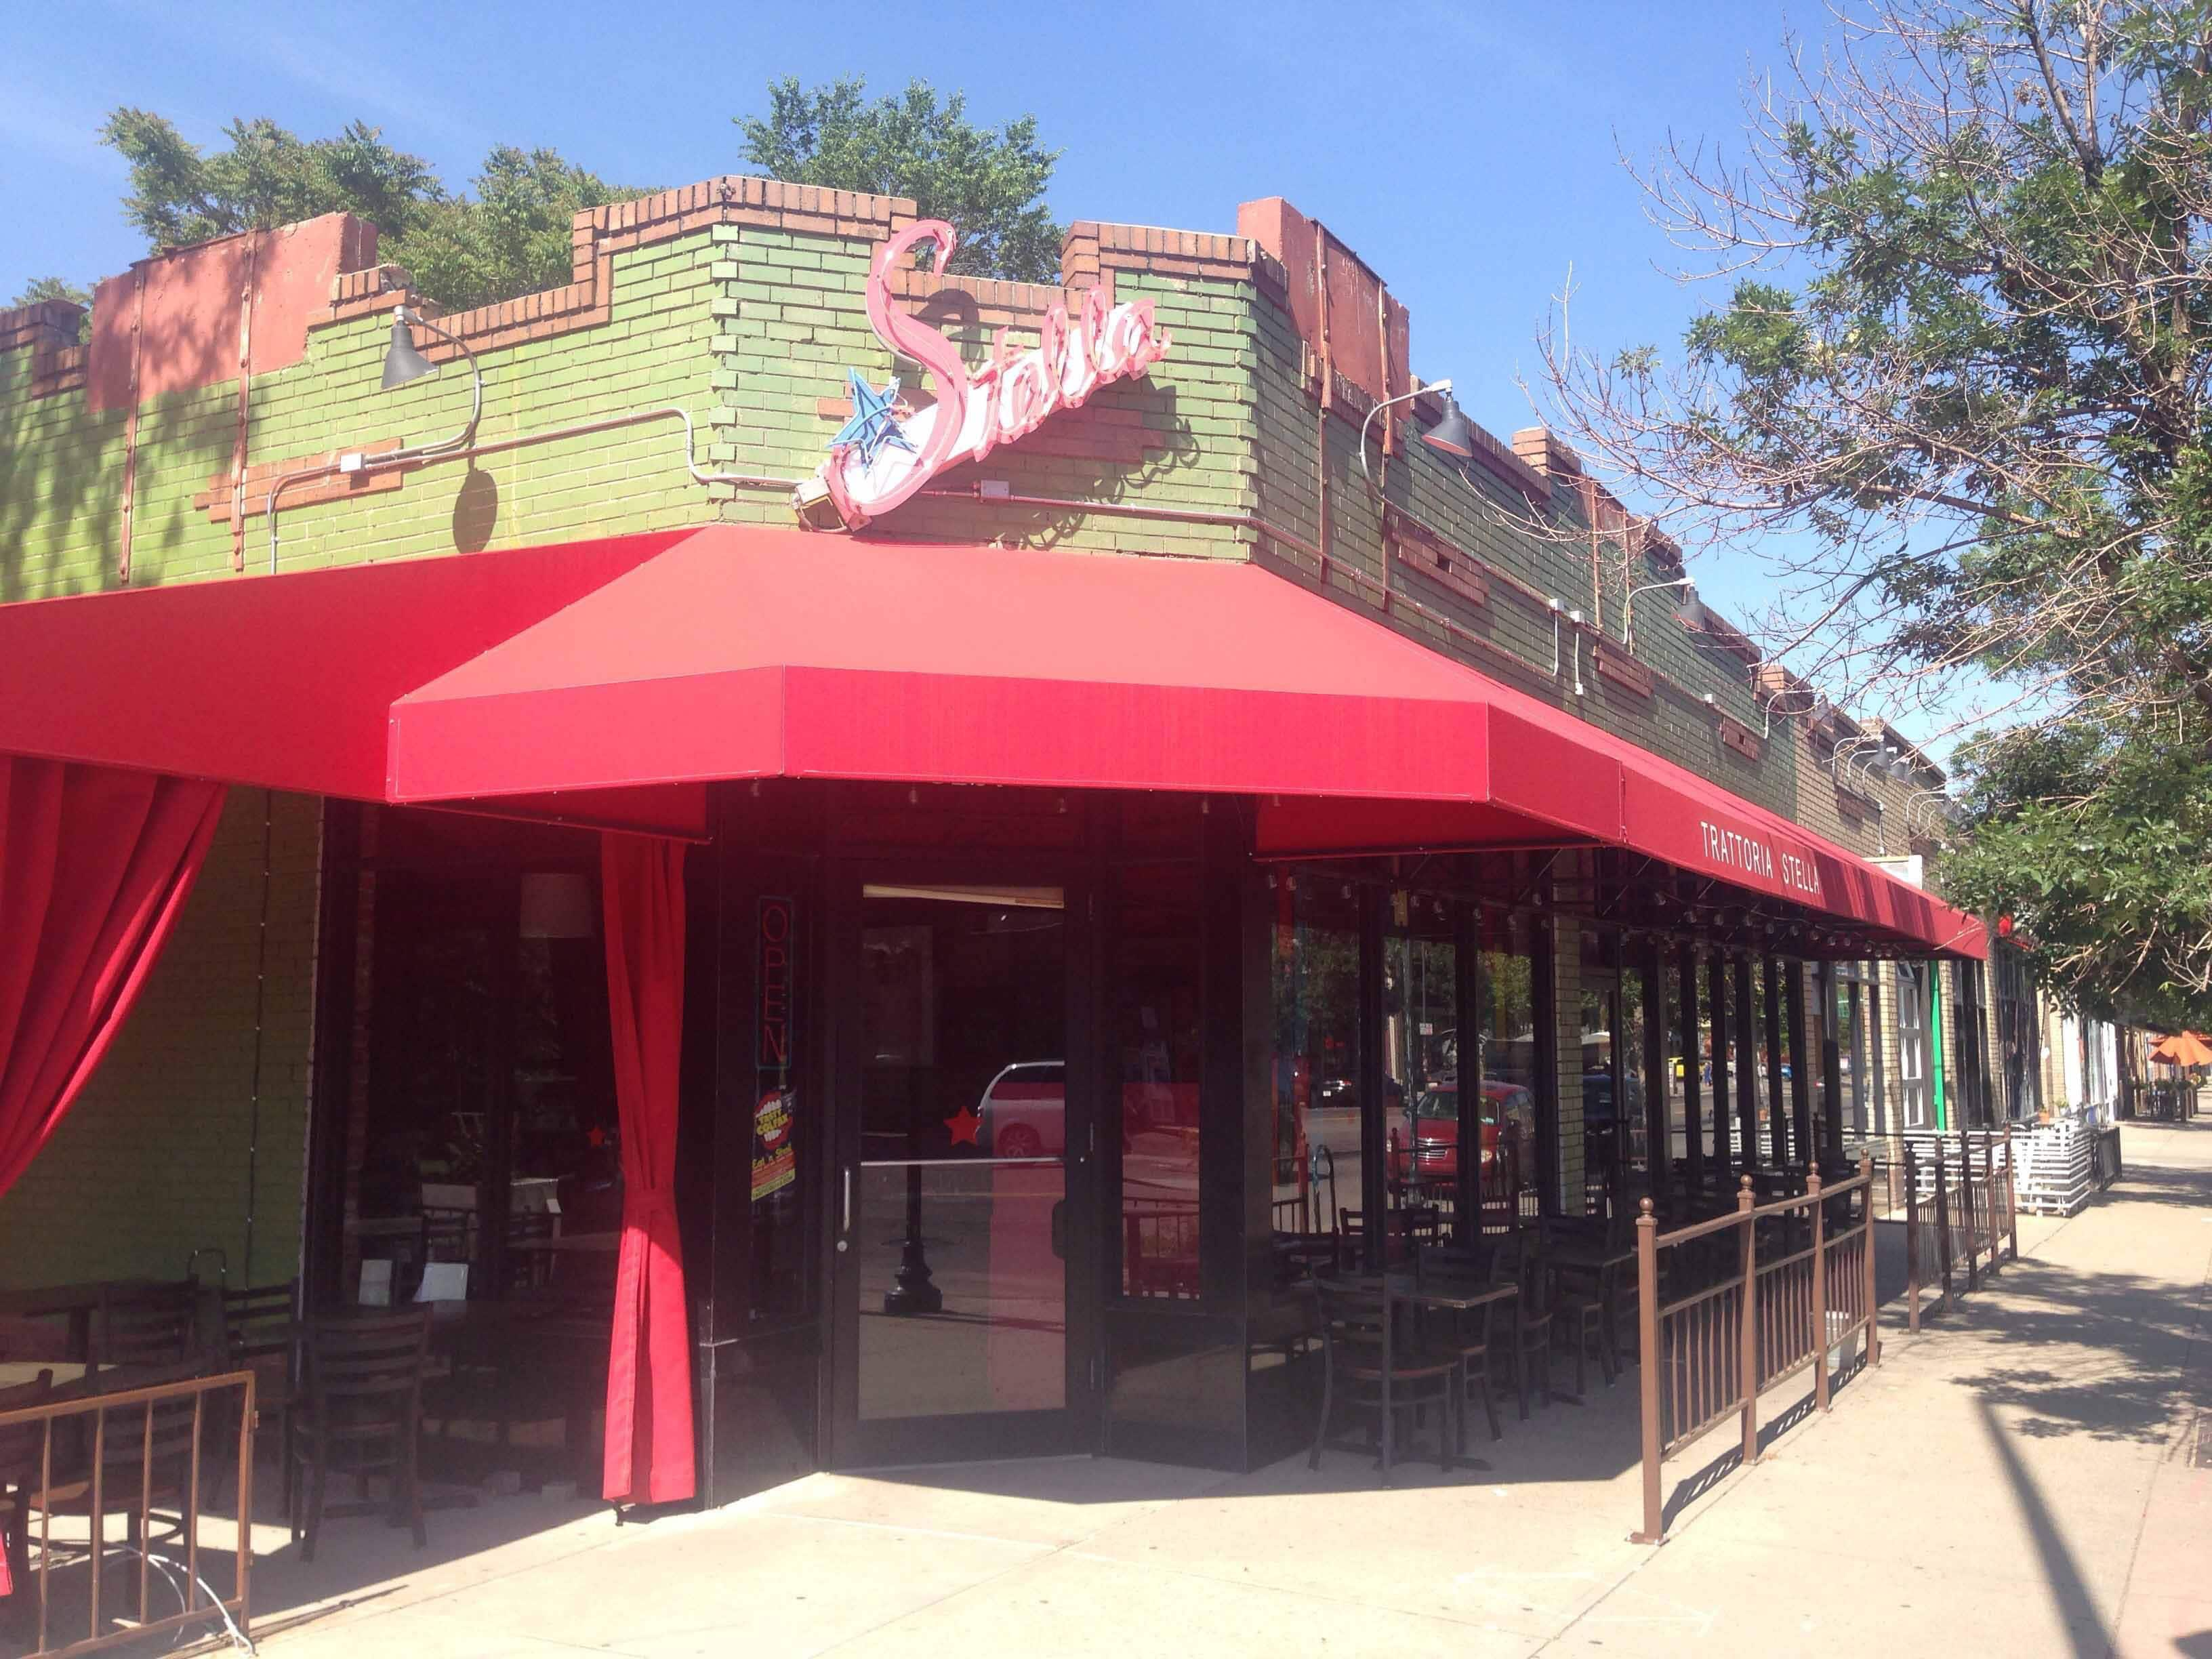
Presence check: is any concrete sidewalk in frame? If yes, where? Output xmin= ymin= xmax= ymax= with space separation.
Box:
xmin=238 ymin=1122 xmax=2212 ymax=1658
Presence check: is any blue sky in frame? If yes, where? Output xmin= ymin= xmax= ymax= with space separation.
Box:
xmin=2 ymin=0 xmax=1820 ymax=649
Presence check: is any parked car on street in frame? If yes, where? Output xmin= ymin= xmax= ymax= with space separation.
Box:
xmin=977 ymin=1061 xmax=1065 ymax=1158
xmin=1387 ymin=1080 xmax=1534 ymax=1181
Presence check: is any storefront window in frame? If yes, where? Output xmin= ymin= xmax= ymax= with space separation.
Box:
xmin=1619 ymin=955 xmax=1650 ymax=1174
xmin=1385 ymin=893 xmax=1456 ymax=1218
xmin=1115 ymin=862 xmax=1204 ymax=1301
xmin=1578 ymin=928 xmax=1626 ymax=1209
xmin=1835 ymin=964 xmax=1866 ymax=1141
xmin=1271 ymin=878 xmax=1363 ymax=1242
xmin=1704 ymin=951 xmax=1731 ymax=1166
xmin=1662 ymin=951 xmax=1689 ymax=1172
xmin=1475 ymin=910 xmax=1538 ymax=1217
xmin=360 ymin=853 xmax=620 ymax=1307
xmin=1897 ymin=962 xmax=1932 ymax=1128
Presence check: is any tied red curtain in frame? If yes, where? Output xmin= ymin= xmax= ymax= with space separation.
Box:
xmin=0 ymin=756 xmax=224 ymax=1198
xmin=600 ymin=832 xmax=695 ymax=1507
xmin=0 ymin=756 xmax=222 ymax=1601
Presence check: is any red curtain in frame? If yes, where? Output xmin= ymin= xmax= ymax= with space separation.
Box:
xmin=0 ymin=756 xmax=225 ymax=1198
xmin=599 ymin=832 xmax=695 ymax=1506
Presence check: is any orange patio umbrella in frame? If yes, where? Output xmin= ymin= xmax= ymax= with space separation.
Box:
xmin=2150 ymin=1031 xmax=2212 ymax=1067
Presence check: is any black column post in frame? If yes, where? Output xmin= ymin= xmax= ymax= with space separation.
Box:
xmin=1358 ymin=882 xmax=1388 ymax=1269
xmin=1641 ymin=937 xmax=1669 ymax=1209
xmin=1534 ymin=912 xmax=1562 ymax=1218
xmin=1454 ymin=904 xmax=1480 ymax=1243
xmin=1819 ymin=962 xmax=1845 ymax=1165
xmin=1706 ymin=951 xmax=1732 ymax=1172
xmin=1763 ymin=956 xmax=1787 ymax=1165
xmin=1786 ymin=960 xmax=1814 ymax=1169
xmin=1677 ymin=940 xmax=1704 ymax=1192
xmin=1734 ymin=954 xmax=1759 ymax=1169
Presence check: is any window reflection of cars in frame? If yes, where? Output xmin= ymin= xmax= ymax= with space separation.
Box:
xmin=1388 ymin=1080 xmax=1533 ymax=1180
xmin=977 ymin=1062 xmax=1065 ymax=1158
xmin=1580 ymin=1071 xmax=1643 ymax=1129
xmin=977 ymin=1065 xmax=1202 ymax=1160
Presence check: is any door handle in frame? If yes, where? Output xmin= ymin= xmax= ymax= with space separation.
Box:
xmin=842 ymin=1167 xmax=853 ymax=1233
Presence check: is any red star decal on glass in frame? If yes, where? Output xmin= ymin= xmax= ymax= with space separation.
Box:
xmin=586 ymin=1126 xmax=609 ymax=1149
xmin=943 ymin=1105 xmax=982 ymax=1147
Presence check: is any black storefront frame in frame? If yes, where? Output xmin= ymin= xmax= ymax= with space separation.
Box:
xmin=819 ymin=848 xmax=1105 ymax=1469
xmin=669 ymin=783 xmax=1995 ymax=1494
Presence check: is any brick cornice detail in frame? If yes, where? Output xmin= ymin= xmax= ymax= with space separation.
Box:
xmin=887 ymin=264 xmax=1115 ymax=336
xmin=1383 ymin=504 xmax=1490 ymax=608
xmin=1717 ymin=714 xmax=1763 ymax=761
xmin=1593 ymin=639 xmax=1655 ymax=699
xmin=1063 ymin=222 xmax=1284 ymax=302
xmin=0 ymin=300 xmax=88 ymax=396
xmin=194 ymin=441 xmax=407 ymax=523
xmin=326 ymin=174 xmax=923 ymax=358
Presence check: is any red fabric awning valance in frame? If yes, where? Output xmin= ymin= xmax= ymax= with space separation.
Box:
xmin=0 ymin=525 xmax=1982 ymax=958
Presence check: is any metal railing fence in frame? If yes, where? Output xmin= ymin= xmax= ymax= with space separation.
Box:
xmin=1 ymin=1368 xmax=254 ymax=1657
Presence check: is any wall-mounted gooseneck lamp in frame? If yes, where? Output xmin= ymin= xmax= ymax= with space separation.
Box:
xmin=1621 ymin=575 xmax=1696 ymax=650
xmin=1904 ymin=786 xmax=1954 ymax=836
xmin=1359 ymin=377 xmax=1469 ymax=482
xmin=381 ymin=306 xmax=484 ymax=453
xmin=269 ymin=304 xmax=487 ymax=572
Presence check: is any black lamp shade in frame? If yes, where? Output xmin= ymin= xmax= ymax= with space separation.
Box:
xmin=1420 ymin=397 xmax=1477 ymax=459
xmin=1679 ymin=589 xmax=1712 ymax=632
xmin=382 ymin=315 xmax=436 ymax=390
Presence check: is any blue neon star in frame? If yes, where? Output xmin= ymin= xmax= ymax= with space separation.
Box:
xmin=828 ymin=371 xmax=914 ymax=468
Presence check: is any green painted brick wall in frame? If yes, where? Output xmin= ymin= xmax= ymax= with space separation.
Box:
xmin=0 ymin=192 xmax=1957 ymax=1298
xmin=0 ymin=789 xmax=320 ymax=1292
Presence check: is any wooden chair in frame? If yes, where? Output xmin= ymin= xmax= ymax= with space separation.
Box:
xmin=422 ymin=1207 xmax=475 ymax=1267
xmin=1307 ymin=1277 xmax=1458 ymax=1483
xmin=290 ymin=1311 xmax=432 ymax=1563
xmin=1414 ymin=1247 xmax=1504 ymax=1445
xmin=505 ymin=1212 xmax=558 ymax=1293
xmin=22 ymin=1357 xmax=217 ymax=1613
xmin=222 ymin=1281 xmax=300 ymax=1518
xmin=1489 ymin=1237 xmax=1555 ymax=1417
xmin=1551 ymin=1269 xmax=1614 ymax=1396
xmin=0 ymin=1370 xmax=52 ymax=1606
xmin=92 ymin=1282 xmax=199 ymax=1368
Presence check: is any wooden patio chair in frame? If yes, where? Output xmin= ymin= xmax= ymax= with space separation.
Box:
xmin=18 ymin=1357 xmax=222 ymax=1618
xmin=0 ymin=1370 xmax=53 ymax=1608
xmin=221 ymin=1281 xmax=300 ymax=1519
xmin=91 ymin=1281 xmax=199 ymax=1368
xmin=1488 ymin=1236 xmax=1555 ymax=1417
xmin=1414 ymin=1246 xmax=1504 ymax=1445
xmin=289 ymin=1311 xmax=432 ymax=1563
xmin=1307 ymin=1277 xmax=1458 ymax=1483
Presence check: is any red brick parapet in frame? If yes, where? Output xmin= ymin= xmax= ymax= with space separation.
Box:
xmin=0 ymin=300 xmax=88 ymax=396
xmin=327 ymin=176 xmax=924 ymax=360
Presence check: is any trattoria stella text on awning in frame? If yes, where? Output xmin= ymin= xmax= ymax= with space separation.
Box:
xmin=1700 ymin=819 xmax=1825 ymax=901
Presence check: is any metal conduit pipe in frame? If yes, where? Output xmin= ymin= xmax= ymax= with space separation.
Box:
xmin=266 ymin=405 xmax=797 ymax=572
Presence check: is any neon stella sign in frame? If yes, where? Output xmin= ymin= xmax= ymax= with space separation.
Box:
xmin=795 ymin=219 xmax=1172 ymax=530
xmin=1699 ymin=819 xmax=1825 ymax=901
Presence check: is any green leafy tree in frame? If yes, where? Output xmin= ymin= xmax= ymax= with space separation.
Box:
xmin=102 ymin=109 xmax=439 ymax=247
xmin=95 ymin=111 xmax=648 ymax=313
xmin=738 ymin=76 xmax=1062 ymax=282
xmin=389 ymin=147 xmax=651 ymax=313
xmin=1540 ymin=1 xmax=2212 ymax=1023
xmin=11 ymin=276 xmax=91 ymax=310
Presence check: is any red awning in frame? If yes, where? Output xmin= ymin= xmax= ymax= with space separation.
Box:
xmin=0 ymin=524 xmax=1982 ymax=957
xmin=0 ymin=530 xmax=706 ymax=836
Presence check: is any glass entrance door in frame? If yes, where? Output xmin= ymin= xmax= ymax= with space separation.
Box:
xmin=831 ymin=878 xmax=1086 ymax=1465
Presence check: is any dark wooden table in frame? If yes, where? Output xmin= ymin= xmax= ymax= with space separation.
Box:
xmin=0 ymin=1281 xmax=168 ymax=1361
